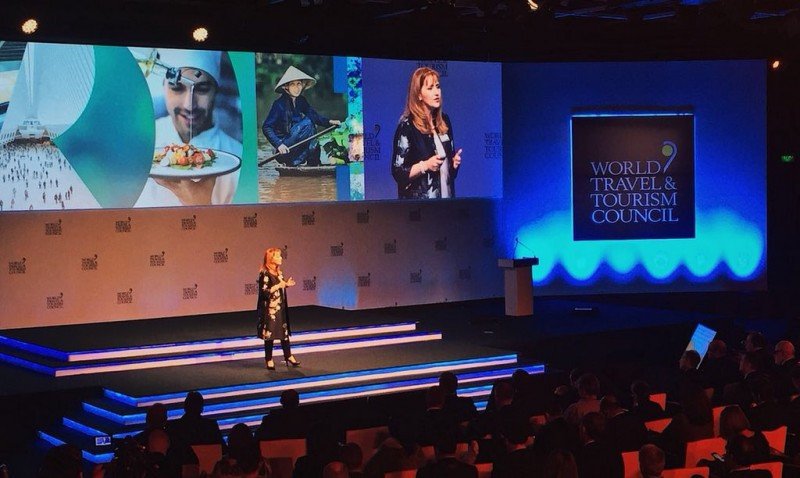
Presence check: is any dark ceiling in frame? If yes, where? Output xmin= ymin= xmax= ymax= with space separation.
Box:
xmin=1 ymin=0 xmax=799 ymax=61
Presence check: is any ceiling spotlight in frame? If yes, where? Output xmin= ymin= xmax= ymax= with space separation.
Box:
xmin=527 ymin=0 xmax=539 ymax=10
xmin=192 ymin=27 xmax=209 ymax=42
xmin=21 ymin=18 xmax=38 ymax=34
xmin=771 ymin=60 xmax=781 ymax=70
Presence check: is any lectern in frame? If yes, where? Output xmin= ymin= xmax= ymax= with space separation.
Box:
xmin=497 ymin=257 xmax=539 ymax=316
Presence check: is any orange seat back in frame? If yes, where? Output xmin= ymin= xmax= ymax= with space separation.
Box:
xmin=663 ymin=467 xmax=710 ymax=478
xmin=762 ymin=426 xmax=788 ymax=454
xmin=645 ymin=418 xmax=672 ymax=433
xmin=685 ymin=437 xmax=725 ymax=468
xmin=622 ymin=451 xmax=640 ymax=478
xmin=190 ymin=444 xmax=222 ymax=476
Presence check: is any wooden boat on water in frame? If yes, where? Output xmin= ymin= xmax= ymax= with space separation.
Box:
xmin=276 ymin=165 xmax=337 ymax=177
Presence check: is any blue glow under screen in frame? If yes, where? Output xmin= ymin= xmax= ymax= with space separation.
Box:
xmin=501 ymin=60 xmax=766 ymax=293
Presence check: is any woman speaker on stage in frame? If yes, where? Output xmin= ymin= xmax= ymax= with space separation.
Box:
xmin=257 ymin=247 xmax=300 ymax=370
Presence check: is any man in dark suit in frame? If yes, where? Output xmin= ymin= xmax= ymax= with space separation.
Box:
xmin=533 ymin=402 xmax=578 ymax=460
xmin=440 ymin=372 xmax=478 ymax=426
xmin=491 ymin=414 xmax=536 ymax=478
xmin=744 ymin=332 xmax=774 ymax=375
xmin=166 ymin=391 xmax=224 ymax=449
xmin=723 ymin=351 xmax=769 ymax=410
xmin=416 ymin=386 xmax=453 ymax=446
xmin=700 ymin=340 xmax=741 ymax=405
xmin=600 ymin=394 xmax=648 ymax=453
xmin=669 ymin=350 xmax=706 ymax=404
xmin=773 ymin=340 xmax=798 ymax=400
xmin=630 ymin=381 xmax=664 ymax=422
xmin=416 ymin=432 xmax=477 ymax=478
xmin=746 ymin=376 xmax=786 ymax=432
xmin=255 ymin=389 xmax=310 ymax=440
xmin=576 ymin=412 xmax=622 ymax=478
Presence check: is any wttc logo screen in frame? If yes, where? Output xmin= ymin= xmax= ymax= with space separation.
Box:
xmin=571 ymin=114 xmax=695 ymax=241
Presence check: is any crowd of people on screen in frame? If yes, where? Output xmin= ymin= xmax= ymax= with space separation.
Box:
xmin=31 ymin=332 xmax=800 ymax=478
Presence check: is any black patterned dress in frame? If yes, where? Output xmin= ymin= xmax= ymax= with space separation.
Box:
xmin=257 ymin=270 xmax=290 ymax=340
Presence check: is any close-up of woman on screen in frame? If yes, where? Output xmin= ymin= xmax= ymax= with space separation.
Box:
xmin=391 ymin=67 xmax=463 ymax=199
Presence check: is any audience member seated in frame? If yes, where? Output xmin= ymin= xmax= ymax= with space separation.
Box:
xmin=576 ymin=412 xmax=622 ymax=478
xmin=600 ymin=394 xmax=648 ymax=453
xmin=744 ymin=332 xmax=774 ymax=375
xmin=723 ymin=352 xmax=769 ymax=411
xmin=471 ymin=379 xmax=523 ymax=462
xmin=362 ymin=415 xmax=425 ymax=478
xmin=255 ymin=389 xmax=310 ymax=441
xmin=772 ymin=340 xmax=798 ymax=400
xmin=491 ymin=414 xmax=537 ymax=478
xmin=340 ymin=442 xmax=364 ymax=478
xmin=719 ymin=405 xmax=754 ymax=442
xmin=542 ymin=449 xmax=578 ymax=478
xmin=440 ymin=371 xmax=478 ymax=427
xmin=565 ymin=373 xmax=602 ymax=427
xmin=144 ymin=428 xmax=182 ymax=478
xmin=226 ymin=423 xmax=258 ymax=465
xmin=700 ymin=340 xmax=741 ymax=405
xmin=37 ymin=444 xmax=82 ymax=478
xmin=669 ymin=350 xmax=706 ymax=404
xmin=134 ymin=402 xmax=169 ymax=447
xmin=630 ymin=381 xmax=665 ymax=422
xmin=745 ymin=377 xmax=785 ymax=432
xmin=659 ymin=386 xmax=714 ymax=468
xmin=167 ymin=391 xmax=225 ymax=450
xmin=416 ymin=431 xmax=478 ymax=478
xmin=701 ymin=433 xmax=771 ymax=478
xmin=323 ymin=461 xmax=350 ymax=478
xmin=554 ymin=368 xmax=583 ymax=412
xmin=294 ymin=421 xmax=344 ymax=478
xmin=417 ymin=385 xmax=452 ymax=446
xmin=510 ymin=368 xmax=537 ymax=418
xmin=533 ymin=402 xmax=578 ymax=462
xmin=212 ymin=440 xmax=267 ymax=478
xmin=638 ymin=444 xmax=665 ymax=478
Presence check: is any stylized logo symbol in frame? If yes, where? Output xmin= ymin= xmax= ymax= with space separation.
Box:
xmin=410 ymin=269 xmax=422 ymax=284
xmin=330 ymin=243 xmax=344 ymax=257
xmin=117 ymin=288 xmax=134 ymax=304
xmin=149 ymin=251 xmax=166 ymax=267
xmin=81 ymin=254 xmax=99 ymax=271
xmin=357 ymin=209 xmax=370 ymax=224
xmin=45 ymin=219 xmax=63 ymax=236
xmin=384 ymin=239 xmax=397 ymax=254
xmin=8 ymin=258 xmax=26 ymax=274
xmin=182 ymin=284 xmax=198 ymax=300
xmin=181 ymin=215 xmax=197 ymax=230
xmin=358 ymin=273 xmax=371 ymax=287
xmin=435 ymin=237 xmax=448 ymax=251
xmin=459 ymin=267 xmax=472 ymax=280
xmin=302 ymin=211 xmax=316 ymax=226
xmin=213 ymin=248 xmax=229 ymax=264
xmin=409 ymin=208 xmax=421 ymax=222
xmin=303 ymin=276 xmax=317 ymax=291
xmin=46 ymin=292 xmax=64 ymax=309
xmin=115 ymin=217 xmax=132 ymax=233
xmin=244 ymin=283 xmax=258 ymax=295
xmin=243 ymin=213 xmax=258 ymax=228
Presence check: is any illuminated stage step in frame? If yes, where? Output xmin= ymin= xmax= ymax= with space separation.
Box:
xmin=0 ymin=321 xmax=417 ymax=362
xmin=0 ymin=330 xmax=442 ymax=377
xmin=87 ymin=361 xmax=538 ymax=425
xmin=40 ymin=361 xmax=544 ymax=463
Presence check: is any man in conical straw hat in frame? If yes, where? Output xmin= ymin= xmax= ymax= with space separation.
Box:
xmin=262 ymin=65 xmax=341 ymax=167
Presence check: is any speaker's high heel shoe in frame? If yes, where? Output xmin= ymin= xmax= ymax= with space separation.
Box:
xmin=266 ymin=360 xmax=275 ymax=370
xmin=285 ymin=356 xmax=301 ymax=367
